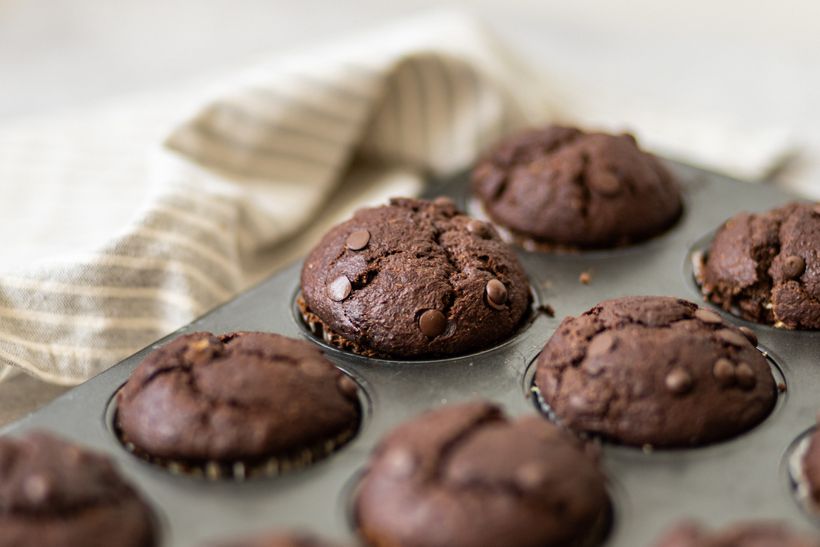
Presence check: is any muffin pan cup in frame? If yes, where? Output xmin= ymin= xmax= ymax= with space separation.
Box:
xmin=2 ymin=162 xmax=819 ymax=547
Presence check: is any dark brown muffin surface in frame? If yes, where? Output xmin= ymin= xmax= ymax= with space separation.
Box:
xmin=471 ymin=125 xmax=682 ymax=249
xmin=701 ymin=202 xmax=820 ymax=330
xmin=355 ymin=401 xmax=609 ymax=547
xmin=300 ymin=198 xmax=531 ymax=358
xmin=116 ymin=332 xmax=360 ymax=468
xmin=534 ymin=296 xmax=776 ymax=448
xmin=653 ymin=521 xmax=820 ymax=547
xmin=0 ymin=432 xmax=156 ymax=547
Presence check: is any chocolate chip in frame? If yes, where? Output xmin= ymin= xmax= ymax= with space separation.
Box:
xmin=382 ymin=448 xmax=416 ymax=478
xmin=589 ymin=172 xmax=621 ymax=196
xmin=346 ymin=230 xmax=371 ymax=251
xmin=568 ymin=393 xmax=592 ymax=411
xmin=716 ymin=329 xmax=747 ymax=347
xmin=328 ymin=276 xmax=352 ymax=301
xmin=514 ymin=462 xmax=548 ymax=490
xmin=694 ymin=308 xmax=723 ymax=324
xmin=337 ymin=375 xmax=359 ymax=399
xmin=665 ymin=368 xmax=693 ymax=395
xmin=183 ymin=339 xmax=217 ymax=365
xmin=735 ymin=362 xmax=757 ymax=390
xmin=782 ymin=255 xmax=806 ymax=279
xmin=300 ymin=358 xmax=330 ymax=377
xmin=433 ymin=196 xmax=455 ymax=207
xmin=738 ymin=326 xmax=758 ymax=346
xmin=64 ymin=446 xmax=84 ymax=465
xmin=485 ymin=279 xmax=508 ymax=310
xmin=466 ymin=219 xmax=490 ymax=238
xmin=713 ymin=358 xmax=736 ymax=387
xmin=419 ymin=309 xmax=447 ymax=338
xmin=23 ymin=475 xmax=51 ymax=503
xmin=587 ymin=332 xmax=615 ymax=357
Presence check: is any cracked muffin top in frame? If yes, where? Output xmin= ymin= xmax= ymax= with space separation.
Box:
xmin=116 ymin=332 xmax=360 ymax=465
xmin=534 ymin=296 xmax=776 ymax=448
xmin=471 ymin=125 xmax=682 ymax=249
xmin=700 ymin=201 xmax=820 ymax=330
xmin=354 ymin=401 xmax=609 ymax=547
xmin=299 ymin=197 xmax=531 ymax=358
xmin=652 ymin=521 xmax=820 ymax=547
xmin=0 ymin=432 xmax=157 ymax=547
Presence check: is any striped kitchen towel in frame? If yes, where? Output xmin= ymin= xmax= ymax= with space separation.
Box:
xmin=0 ymin=11 xmax=550 ymax=385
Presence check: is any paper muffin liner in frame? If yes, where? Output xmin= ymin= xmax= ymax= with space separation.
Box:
xmin=297 ymin=294 xmax=384 ymax=358
xmin=117 ymin=424 xmax=359 ymax=481
xmin=466 ymin=197 xmax=584 ymax=253
xmin=297 ymin=292 xmax=537 ymax=362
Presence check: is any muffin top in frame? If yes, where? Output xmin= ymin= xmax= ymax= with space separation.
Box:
xmin=0 ymin=432 xmax=156 ymax=547
xmin=471 ymin=125 xmax=682 ymax=249
xmin=653 ymin=521 xmax=820 ymax=547
xmin=300 ymin=197 xmax=531 ymax=358
xmin=355 ymin=401 xmax=609 ymax=547
xmin=701 ymin=201 xmax=820 ymax=330
xmin=534 ymin=296 xmax=776 ymax=448
xmin=116 ymin=332 xmax=360 ymax=464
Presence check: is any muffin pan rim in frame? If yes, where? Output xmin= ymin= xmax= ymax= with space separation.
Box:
xmin=464 ymin=192 xmax=688 ymax=260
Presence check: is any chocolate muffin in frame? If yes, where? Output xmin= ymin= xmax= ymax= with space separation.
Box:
xmin=700 ymin=201 xmax=820 ymax=330
xmin=354 ymin=401 xmax=609 ymax=547
xmin=0 ymin=431 xmax=156 ymax=547
xmin=209 ymin=532 xmax=341 ymax=547
xmin=534 ymin=296 xmax=776 ymax=448
xmin=653 ymin=521 xmax=820 ymax=547
xmin=116 ymin=332 xmax=360 ymax=477
xmin=471 ymin=125 xmax=682 ymax=249
xmin=299 ymin=197 xmax=531 ymax=358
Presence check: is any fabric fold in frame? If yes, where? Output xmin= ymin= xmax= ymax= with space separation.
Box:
xmin=0 ymin=11 xmax=547 ymax=384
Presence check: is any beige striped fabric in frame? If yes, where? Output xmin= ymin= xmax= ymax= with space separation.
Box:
xmin=0 ymin=12 xmax=550 ymax=385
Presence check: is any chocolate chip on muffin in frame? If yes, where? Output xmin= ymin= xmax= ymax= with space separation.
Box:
xmin=208 ymin=532 xmax=342 ymax=547
xmin=116 ymin=332 xmax=360 ymax=478
xmin=299 ymin=197 xmax=532 ymax=358
xmin=471 ymin=125 xmax=682 ymax=250
xmin=354 ymin=401 xmax=609 ymax=547
xmin=0 ymin=432 xmax=156 ymax=547
xmin=700 ymin=202 xmax=820 ymax=330
xmin=652 ymin=521 xmax=820 ymax=547
xmin=534 ymin=296 xmax=776 ymax=448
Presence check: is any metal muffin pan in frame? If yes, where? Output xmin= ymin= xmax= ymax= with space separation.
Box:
xmin=2 ymin=162 xmax=819 ymax=547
